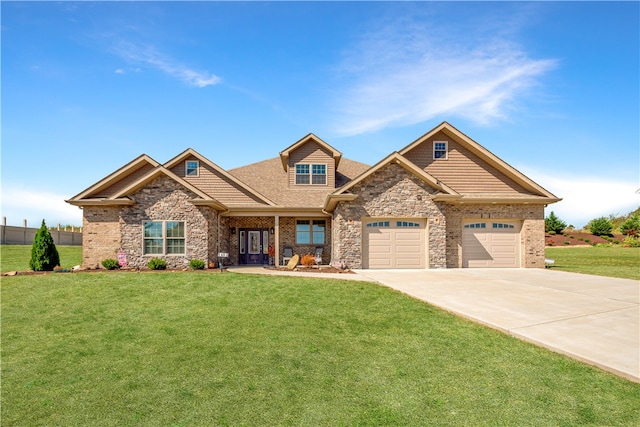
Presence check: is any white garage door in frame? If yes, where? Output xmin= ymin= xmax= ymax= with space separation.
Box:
xmin=364 ymin=219 xmax=426 ymax=269
xmin=462 ymin=221 xmax=521 ymax=268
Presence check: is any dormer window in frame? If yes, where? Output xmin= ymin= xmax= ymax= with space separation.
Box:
xmin=295 ymin=163 xmax=326 ymax=185
xmin=433 ymin=141 xmax=448 ymax=160
xmin=185 ymin=160 xmax=199 ymax=177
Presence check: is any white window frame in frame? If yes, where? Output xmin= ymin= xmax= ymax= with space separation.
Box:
xmin=296 ymin=219 xmax=326 ymax=244
xmin=433 ymin=141 xmax=448 ymax=160
xmin=185 ymin=160 xmax=199 ymax=177
xmin=295 ymin=163 xmax=327 ymax=185
xmin=143 ymin=220 xmax=186 ymax=255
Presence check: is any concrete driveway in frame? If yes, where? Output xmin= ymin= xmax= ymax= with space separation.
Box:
xmin=353 ymin=268 xmax=639 ymax=382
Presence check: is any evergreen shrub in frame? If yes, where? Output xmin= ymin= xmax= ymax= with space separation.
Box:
xmin=29 ymin=220 xmax=60 ymax=271
xmin=148 ymin=258 xmax=167 ymax=270
xmin=101 ymin=259 xmax=120 ymax=270
xmin=189 ymin=259 xmax=206 ymax=270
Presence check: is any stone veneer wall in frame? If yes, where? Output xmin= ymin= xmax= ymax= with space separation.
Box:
xmin=445 ymin=203 xmax=545 ymax=268
xmin=82 ymin=206 xmax=121 ymax=269
xmin=119 ymin=176 xmax=217 ymax=269
xmin=333 ymin=163 xmax=446 ymax=269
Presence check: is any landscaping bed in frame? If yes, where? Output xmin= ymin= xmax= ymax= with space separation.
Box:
xmin=545 ymin=231 xmax=624 ymax=247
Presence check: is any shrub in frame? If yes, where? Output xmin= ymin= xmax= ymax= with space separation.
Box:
xmin=189 ymin=259 xmax=206 ymax=270
xmin=545 ymin=211 xmax=567 ymax=234
xmin=29 ymin=220 xmax=60 ymax=271
xmin=547 ymin=230 xmax=556 ymax=235
xmin=300 ymin=254 xmax=316 ymax=267
xmin=620 ymin=214 xmax=640 ymax=236
xmin=101 ymin=259 xmax=120 ymax=270
xmin=623 ymin=236 xmax=640 ymax=247
xmin=564 ymin=241 xmax=571 ymax=245
xmin=148 ymin=258 xmax=167 ymax=270
xmin=589 ymin=217 xmax=613 ymax=236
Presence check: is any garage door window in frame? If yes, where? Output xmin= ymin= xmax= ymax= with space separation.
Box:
xmin=464 ymin=223 xmax=486 ymax=229
xmin=366 ymin=221 xmax=390 ymax=228
xmin=493 ymin=223 xmax=515 ymax=229
xmin=397 ymin=221 xmax=421 ymax=227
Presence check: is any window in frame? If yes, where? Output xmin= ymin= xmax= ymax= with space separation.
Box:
xmin=433 ymin=141 xmax=448 ymax=159
xmin=295 ymin=163 xmax=326 ymax=185
xmin=312 ymin=164 xmax=327 ymax=184
xmin=396 ymin=221 xmax=421 ymax=227
xmin=464 ymin=223 xmax=487 ymax=229
xmin=296 ymin=219 xmax=325 ymax=244
xmin=143 ymin=221 xmax=185 ymax=255
xmin=366 ymin=221 xmax=390 ymax=228
xmin=493 ymin=223 xmax=515 ymax=229
xmin=186 ymin=160 xmax=199 ymax=177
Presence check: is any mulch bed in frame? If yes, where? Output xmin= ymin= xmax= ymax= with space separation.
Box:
xmin=2 ymin=265 xmax=354 ymax=276
xmin=545 ymin=232 xmax=624 ymax=247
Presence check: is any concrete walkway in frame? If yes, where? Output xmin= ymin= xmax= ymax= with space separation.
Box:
xmin=354 ymin=268 xmax=639 ymax=382
xmin=229 ymin=266 xmax=639 ymax=382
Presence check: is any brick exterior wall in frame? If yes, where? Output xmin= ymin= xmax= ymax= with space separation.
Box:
xmin=333 ymin=163 xmax=446 ymax=269
xmin=82 ymin=206 xmax=121 ymax=269
xmin=445 ymin=204 xmax=545 ymax=268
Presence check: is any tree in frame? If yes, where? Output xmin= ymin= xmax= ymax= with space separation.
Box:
xmin=589 ymin=216 xmax=613 ymax=237
xmin=545 ymin=211 xmax=567 ymax=234
xmin=29 ymin=220 xmax=60 ymax=271
xmin=620 ymin=214 xmax=640 ymax=236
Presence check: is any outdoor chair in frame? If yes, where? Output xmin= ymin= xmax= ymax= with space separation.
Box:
xmin=314 ymin=247 xmax=323 ymax=265
xmin=282 ymin=247 xmax=293 ymax=265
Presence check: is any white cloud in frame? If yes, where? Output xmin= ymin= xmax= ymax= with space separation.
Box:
xmin=0 ymin=187 xmax=83 ymax=227
xmin=113 ymin=41 xmax=221 ymax=88
xmin=520 ymin=167 xmax=640 ymax=228
xmin=331 ymin=13 xmax=556 ymax=136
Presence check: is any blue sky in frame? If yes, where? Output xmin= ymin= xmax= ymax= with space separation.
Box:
xmin=2 ymin=1 xmax=638 ymax=229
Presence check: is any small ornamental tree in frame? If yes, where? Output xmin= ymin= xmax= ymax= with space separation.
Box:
xmin=589 ymin=216 xmax=613 ymax=236
xmin=29 ymin=220 xmax=60 ymax=271
xmin=545 ymin=211 xmax=567 ymax=234
xmin=620 ymin=214 xmax=640 ymax=236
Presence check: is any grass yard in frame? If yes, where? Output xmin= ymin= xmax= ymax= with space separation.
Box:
xmin=2 ymin=272 xmax=639 ymax=426
xmin=545 ymin=246 xmax=640 ymax=280
xmin=0 ymin=245 xmax=82 ymax=273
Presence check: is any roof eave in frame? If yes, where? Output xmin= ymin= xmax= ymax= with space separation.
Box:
xmin=324 ymin=193 xmax=358 ymax=212
xmin=442 ymin=195 xmax=562 ymax=205
xmin=65 ymin=198 xmax=135 ymax=206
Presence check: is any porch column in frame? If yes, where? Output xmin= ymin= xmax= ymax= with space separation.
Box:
xmin=274 ymin=215 xmax=280 ymax=266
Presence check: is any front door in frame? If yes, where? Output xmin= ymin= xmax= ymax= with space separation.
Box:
xmin=239 ymin=229 xmax=269 ymax=265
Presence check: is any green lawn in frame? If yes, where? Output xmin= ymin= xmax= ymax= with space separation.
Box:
xmin=545 ymin=246 xmax=640 ymax=280
xmin=2 ymin=272 xmax=639 ymax=426
xmin=1 ymin=245 xmax=82 ymax=273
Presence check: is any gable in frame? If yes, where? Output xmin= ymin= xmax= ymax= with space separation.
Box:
xmin=163 ymin=148 xmax=275 ymax=207
xmin=287 ymin=141 xmax=336 ymax=188
xmin=399 ymin=122 xmax=558 ymax=199
xmin=69 ymin=155 xmax=160 ymax=200
xmin=403 ymin=130 xmax=530 ymax=194
xmin=170 ymin=155 xmax=270 ymax=206
xmin=325 ymin=152 xmax=459 ymax=211
xmin=279 ymin=133 xmax=342 ymax=172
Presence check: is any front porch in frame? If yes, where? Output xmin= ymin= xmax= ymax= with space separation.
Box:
xmin=223 ymin=215 xmax=331 ymax=267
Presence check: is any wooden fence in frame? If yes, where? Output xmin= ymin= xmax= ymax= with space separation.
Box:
xmin=0 ymin=218 xmax=82 ymax=246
